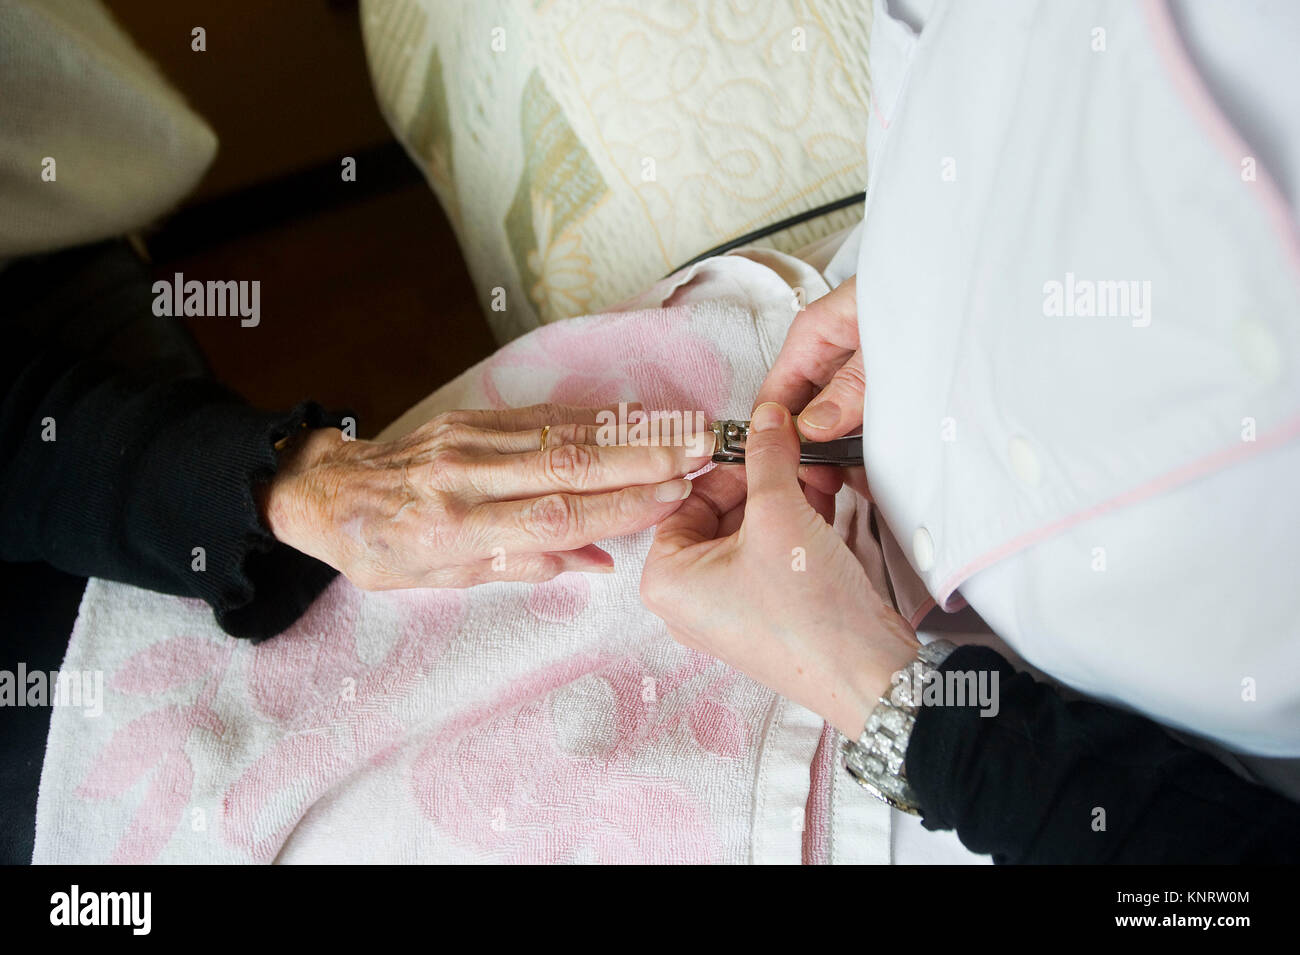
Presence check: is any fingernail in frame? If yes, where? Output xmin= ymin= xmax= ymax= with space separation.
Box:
xmin=799 ymin=400 xmax=840 ymax=432
xmin=750 ymin=402 xmax=788 ymax=433
xmin=654 ymin=478 xmax=693 ymax=502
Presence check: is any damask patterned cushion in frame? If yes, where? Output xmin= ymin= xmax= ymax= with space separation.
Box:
xmin=362 ymin=0 xmax=872 ymax=341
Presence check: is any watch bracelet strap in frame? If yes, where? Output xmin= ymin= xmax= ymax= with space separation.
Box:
xmin=840 ymin=640 xmax=959 ymax=814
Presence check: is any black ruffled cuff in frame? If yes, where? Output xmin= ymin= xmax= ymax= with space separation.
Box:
xmin=124 ymin=392 xmax=350 ymax=641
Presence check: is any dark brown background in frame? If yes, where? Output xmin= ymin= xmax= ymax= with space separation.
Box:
xmin=105 ymin=0 xmax=494 ymax=434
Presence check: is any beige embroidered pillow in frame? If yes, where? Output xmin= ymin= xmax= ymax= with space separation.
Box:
xmin=362 ymin=0 xmax=872 ymax=341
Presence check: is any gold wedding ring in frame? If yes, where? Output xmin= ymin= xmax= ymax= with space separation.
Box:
xmin=539 ymin=425 xmax=550 ymax=452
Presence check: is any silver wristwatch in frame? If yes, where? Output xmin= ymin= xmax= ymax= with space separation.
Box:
xmin=841 ymin=640 xmax=958 ymax=814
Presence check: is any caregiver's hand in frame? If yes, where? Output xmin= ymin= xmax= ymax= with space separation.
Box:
xmin=262 ymin=403 xmax=705 ymax=589
xmin=641 ymin=402 xmax=919 ymax=737
xmin=754 ymin=276 xmax=867 ymax=497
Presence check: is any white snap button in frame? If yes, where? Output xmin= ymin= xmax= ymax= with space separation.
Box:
xmin=912 ymin=527 xmax=935 ymax=572
xmin=1008 ymin=435 xmax=1041 ymax=487
xmin=1235 ymin=318 xmax=1283 ymax=384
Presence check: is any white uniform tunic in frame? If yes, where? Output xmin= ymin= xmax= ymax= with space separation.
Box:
xmin=851 ymin=0 xmax=1300 ymax=756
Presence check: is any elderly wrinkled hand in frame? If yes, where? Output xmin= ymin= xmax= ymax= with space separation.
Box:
xmin=640 ymin=402 xmax=918 ymax=736
xmin=261 ymin=403 xmax=708 ymax=589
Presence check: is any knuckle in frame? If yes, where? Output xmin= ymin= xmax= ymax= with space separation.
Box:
xmin=614 ymin=486 xmax=643 ymax=523
xmin=526 ymin=402 xmax=564 ymax=424
xmin=651 ymin=445 xmax=681 ymax=474
xmin=431 ymin=449 xmax=470 ymax=480
xmin=835 ymin=359 xmax=867 ymax=395
xmin=743 ymin=441 xmax=781 ymax=465
xmin=525 ymin=493 xmax=577 ymax=540
xmin=424 ymin=413 xmax=456 ymax=439
xmin=552 ymin=422 xmax=586 ymax=446
xmin=424 ymin=414 xmax=476 ymax=449
xmin=523 ymin=553 xmax=564 ymax=582
xmin=544 ymin=443 xmax=596 ymax=488
xmin=437 ymin=421 xmax=475 ymax=448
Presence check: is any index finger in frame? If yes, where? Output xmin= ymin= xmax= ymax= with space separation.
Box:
xmin=754 ymin=277 xmax=860 ymax=412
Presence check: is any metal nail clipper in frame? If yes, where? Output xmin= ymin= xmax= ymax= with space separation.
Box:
xmin=708 ymin=419 xmax=864 ymax=466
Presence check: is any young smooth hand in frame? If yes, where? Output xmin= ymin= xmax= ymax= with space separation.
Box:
xmin=640 ymin=401 xmax=919 ymax=737
xmin=754 ymin=276 xmax=868 ymax=498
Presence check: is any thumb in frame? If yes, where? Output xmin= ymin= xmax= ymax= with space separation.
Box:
xmin=796 ymin=349 xmax=865 ymax=440
xmin=744 ymin=402 xmax=802 ymax=501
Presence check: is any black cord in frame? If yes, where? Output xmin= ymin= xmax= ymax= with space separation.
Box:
xmin=665 ymin=190 xmax=865 ymax=277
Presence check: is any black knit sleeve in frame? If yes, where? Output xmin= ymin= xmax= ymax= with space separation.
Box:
xmin=0 ymin=245 xmax=340 ymax=642
xmin=905 ymin=644 xmax=1300 ymax=864
xmin=0 ymin=353 xmax=341 ymax=641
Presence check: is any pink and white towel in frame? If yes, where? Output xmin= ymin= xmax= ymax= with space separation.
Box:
xmin=33 ymin=253 xmax=952 ymax=864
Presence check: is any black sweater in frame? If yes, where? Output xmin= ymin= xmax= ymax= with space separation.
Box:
xmin=911 ymin=645 xmax=1300 ymax=863
xmin=0 ymin=242 xmax=339 ymax=641
xmin=3 ymin=243 xmax=1297 ymax=863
